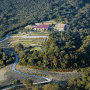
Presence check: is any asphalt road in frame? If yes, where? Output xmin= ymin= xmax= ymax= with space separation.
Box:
xmin=0 ymin=36 xmax=51 ymax=90
xmin=0 ymin=34 xmax=82 ymax=90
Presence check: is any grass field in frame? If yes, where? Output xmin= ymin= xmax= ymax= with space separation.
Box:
xmin=12 ymin=31 xmax=50 ymax=36
xmin=29 ymin=31 xmax=50 ymax=36
xmin=0 ymin=36 xmax=46 ymax=48
xmin=10 ymin=31 xmax=48 ymax=47
xmin=10 ymin=37 xmax=46 ymax=47
xmin=0 ymin=35 xmax=45 ymax=48
xmin=0 ymin=31 xmax=49 ymax=48
xmin=31 ymin=46 xmax=42 ymax=51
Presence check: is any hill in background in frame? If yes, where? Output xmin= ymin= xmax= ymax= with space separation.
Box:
xmin=0 ymin=0 xmax=89 ymax=39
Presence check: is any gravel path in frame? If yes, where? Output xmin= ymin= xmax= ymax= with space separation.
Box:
xmin=16 ymin=65 xmax=82 ymax=81
xmin=10 ymin=35 xmax=48 ymax=38
xmin=0 ymin=53 xmax=51 ymax=88
xmin=0 ymin=57 xmax=82 ymax=88
xmin=0 ymin=34 xmax=51 ymax=88
xmin=0 ymin=64 xmax=47 ymax=87
xmin=0 ymin=69 xmax=7 ymax=82
xmin=0 ymin=34 xmax=82 ymax=89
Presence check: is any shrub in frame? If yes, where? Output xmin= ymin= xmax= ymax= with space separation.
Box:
xmin=11 ymin=80 xmax=20 ymax=85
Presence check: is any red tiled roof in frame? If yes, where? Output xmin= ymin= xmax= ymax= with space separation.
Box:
xmin=34 ymin=25 xmax=49 ymax=29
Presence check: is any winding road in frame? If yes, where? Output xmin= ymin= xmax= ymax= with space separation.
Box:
xmin=12 ymin=53 xmax=51 ymax=84
xmin=0 ymin=34 xmax=82 ymax=89
xmin=0 ymin=34 xmax=10 ymax=43
xmin=0 ymin=35 xmax=52 ymax=90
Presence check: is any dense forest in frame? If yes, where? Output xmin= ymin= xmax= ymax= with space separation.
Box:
xmin=68 ymin=67 xmax=90 ymax=90
xmin=0 ymin=0 xmax=90 ymax=89
xmin=0 ymin=0 xmax=89 ymax=39
xmin=15 ymin=30 xmax=90 ymax=69
xmin=0 ymin=48 xmax=15 ymax=68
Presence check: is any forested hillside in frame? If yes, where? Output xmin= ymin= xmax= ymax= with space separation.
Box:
xmin=15 ymin=30 xmax=90 ymax=69
xmin=0 ymin=0 xmax=89 ymax=39
xmin=0 ymin=48 xmax=15 ymax=68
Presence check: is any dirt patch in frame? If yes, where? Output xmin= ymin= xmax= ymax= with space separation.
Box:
xmin=0 ymin=65 xmax=12 ymax=83
xmin=0 ymin=64 xmax=47 ymax=87
xmin=16 ymin=65 xmax=82 ymax=81
xmin=0 ymin=69 xmax=7 ymax=82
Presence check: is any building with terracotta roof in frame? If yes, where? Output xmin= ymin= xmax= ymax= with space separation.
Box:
xmin=34 ymin=25 xmax=50 ymax=31
xmin=54 ymin=24 xmax=70 ymax=31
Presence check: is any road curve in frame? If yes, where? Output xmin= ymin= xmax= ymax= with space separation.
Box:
xmin=12 ymin=53 xmax=51 ymax=84
xmin=0 ymin=34 xmax=10 ymax=43
xmin=0 ymin=36 xmax=52 ymax=90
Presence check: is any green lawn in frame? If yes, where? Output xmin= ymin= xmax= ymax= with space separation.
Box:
xmin=31 ymin=47 xmax=42 ymax=51
xmin=29 ymin=31 xmax=50 ymax=36
xmin=12 ymin=31 xmax=50 ymax=36
xmin=12 ymin=33 xmax=22 ymax=36
xmin=2 ymin=31 xmax=48 ymax=48
xmin=10 ymin=38 xmax=46 ymax=47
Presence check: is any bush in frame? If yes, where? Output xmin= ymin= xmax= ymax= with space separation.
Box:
xmin=11 ymin=80 xmax=20 ymax=85
xmin=23 ymin=79 xmax=33 ymax=89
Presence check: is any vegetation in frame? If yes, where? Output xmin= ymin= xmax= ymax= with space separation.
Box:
xmin=8 ymin=67 xmax=89 ymax=90
xmin=9 ymin=35 xmax=46 ymax=47
xmin=11 ymin=80 xmax=20 ymax=85
xmin=0 ymin=0 xmax=89 ymax=39
xmin=23 ymin=79 xmax=33 ymax=89
xmin=42 ymin=84 xmax=61 ymax=90
xmin=68 ymin=67 xmax=90 ymax=90
xmin=1 ymin=67 xmax=89 ymax=90
xmin=0 ymin=0 xmax=89 ymax=89
xmin=0 ymin=48 xmax=15 ymax=68
xmin=16 ymin=30 xmax=90 ymax=70
xmin=31 ymin=47 xmax=42 ymax=52
xmin=28 ymin=31 xmax=50 ymax=36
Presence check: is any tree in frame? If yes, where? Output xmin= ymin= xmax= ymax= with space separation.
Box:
xmin=53 ymin=56 xmax=58 ymax=68
xmin=61 ymin=62 xmax=66 ymax=69
xmin=15 ymin=43 xmax=24 ymax=53
xmin=64 ymin=18 xmax=68 ymax=23
xmin=23 ymin=79 xmax=33 ymax=89
xmin=43 ymin=55 xmax=48 ymax=67
xmin=11 ymin=80 xmax=20 ymax=85
xmin=64 ymin=54 xmax=69 ymax=60
xmin=0 ymin=60 xmax=3 ymax=66
xmin=43 ymin=84 xmax=60 ymax=90
xmin=68 ymin=67 xmax=90 ymax=90
xmin=32 ymin=87 xmax=39 ymax=90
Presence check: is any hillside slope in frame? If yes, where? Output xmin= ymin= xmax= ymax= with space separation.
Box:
xmin=0 ymin=0 xmax=89 ymax=39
